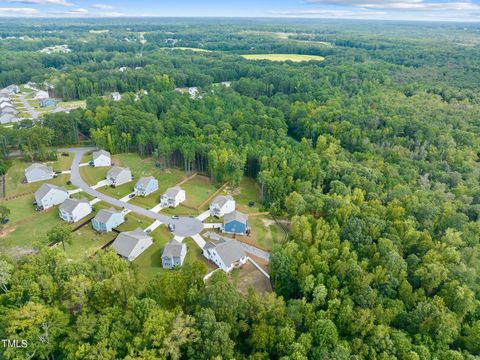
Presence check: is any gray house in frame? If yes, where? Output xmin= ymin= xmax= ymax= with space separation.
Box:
xmin=1 ymin=107 xmax=17 ymax=115
xmin=0 ymin=113 xmax=20 ymax=125
xmin=59 ymin=198 xmax=92 ymax=223
xmin=106 ymin=166 xmax=132 ymax=187
xmin=134 ymin=176 xmax=159 ymax=197
xmin=111 ymin=228 xmax=153 ymax=261
xmin=203 ymin=238 xmax=247 ymax=273
xmin=34 ymin=183 xmax=69 ymax=210
xmin=161 ymin=239 xmax=187 ymax=269
xmin=25 ymin=163 xmax=54 ymax=183
xmin=92 ymin=208 xmax=125 ymax=232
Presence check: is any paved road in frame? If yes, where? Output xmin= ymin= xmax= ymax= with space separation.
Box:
xmin=18 ymin=93 xmax=39 ymax=119
xmin=64 ymin=147 xmax=204 ymax=237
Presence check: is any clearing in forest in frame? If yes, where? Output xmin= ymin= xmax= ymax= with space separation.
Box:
xmin=242 ymin=54 xmax=325 ymax=62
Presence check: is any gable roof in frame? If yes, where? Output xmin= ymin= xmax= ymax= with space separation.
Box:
xmin=93 ymin=149 xmax=110 ymax=160
xmin=107 ymin=166 xmax=130 ymax=179
xmin=162 ymin=239 xmax=186 ymax=258
xmin=112 ymin=228 xmax=151 ymax=258
xmin=212 ymin=195 xmax=234 ymax=208
xmin=205 ymin=239 xmax=246 ymax=267
xmin=26 ymin=163 xmax=52 ymax=175
xmin=35 ymin=183 xmax=67 ymax=199
xmin=165 ymin=186 xmax=183 ymax=198
xmin=59 ymin=197 xmax=89 ymax=213
xmin=94 ymin=208 xmax=121 ymax=224
xmin=136 ymin=176 xmax=156 ymax=188
xmin=224 ymin=211 xmax=248 ymax=225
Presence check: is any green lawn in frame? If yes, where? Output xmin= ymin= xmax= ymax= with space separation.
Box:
xmin=129 ymin=192 xmax=161 ymax=209
xmin=238 ymin=215 xmax=285 ymax=251
xmin=159 ymin=205 xmax=199 ymax=217
xmin=182 ymin=175 xmax=218 ymax=209
xmin=230 ymin=177 xmax=263 ymax=214
xmin=242 ymin=54 xmax=325 ymax=62
xmin=50 ymin=152 xmax=74 ymax=171
xmin=5 ymin=160 xmax=71 ymax=197
xmin=99 ymin=182 xmax=134 ymax=199
xmin=0 ymin=195 xmax=36 ymax=223
xmin=79 ymin=165 xmax=109 ymax=186
xmin=64 ymin=225 xmax=116 ymax=260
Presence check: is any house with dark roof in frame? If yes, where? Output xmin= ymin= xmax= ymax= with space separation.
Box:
xmin=34 ymin=183 xmax=69 ymax=210
xmin=210 ymin=195 xmax=235 ymax=217
xmin=92 ymin=208 xmax=125 ymax=232
xmin=160 ymin=186 xmax=185 ymax=208
xmin=106 ymin=166 xmax=132 ymax=187
xmin=111 ymin=228 xmax=153 ymax=261
xmin=203 ymin=238 xmax=247 ymax=272
xmin=59 ymin=198 xmax=92 ymax=223
xmin=134 ymin=176 xmax=158 ymax=197
xmin=25 ymin=163 xmax=54 ymax=183
xmin=161 ymin=239 xmax=187 ymax=269
xmin=92 ymin=149 xmax=111 ymax=167
xmin=223 ymin=211 xmax=249 ymax=235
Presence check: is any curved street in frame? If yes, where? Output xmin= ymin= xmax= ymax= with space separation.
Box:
xmin=64 ymin=147 xmax=204 ymax=237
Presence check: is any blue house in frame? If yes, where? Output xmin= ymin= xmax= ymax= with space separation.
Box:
xmin=223 ymin=211 xmax=249 ymax=235
xmin=134 ymin=176 xmax=159 ymax=197
xmin=92 ymin=208 xmax=125 ymax=232
xmin=40 ymin=98 xmax=56 ymax=107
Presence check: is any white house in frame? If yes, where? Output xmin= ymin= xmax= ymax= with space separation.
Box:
xmin=34 ymin=184 xmax=69 ymax=210
xmin=4 ymin=85 xmax=20 ymax=94
xmin=59 ymin=198 xmax=92 ymax=223
xmin=33 ymin=90 xmax=49 ymax=100
xmin=92 ymin=149 xmax=111 ymax=167
xmin=0 ymin=113 xmax=20 ymax=125
xmin=210 ymin=195 xmax=236 ymax=217
xmin=25 ymin=163 xmax=54 ymax=183
xmin=161 ymin=239 xmax=187 ymax=269
xmin=106 ymin=166 xmax=132 ymax=187
xmin=111 ymin=228 xmax=153 ymax=261
xmin=111 ymin=92 xmax=122 ymax=101
xmin=160 ymin=186 xmax=186 ymax=208
xmin=203 ymin=239 xmax=247 ymax=273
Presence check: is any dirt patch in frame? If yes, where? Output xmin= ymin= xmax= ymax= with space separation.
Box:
xmin=261 ymin=218 xmax=275 ymax=227
xmin=0 ymin=226 xmax=17 ymax=238
xmin=5 ymin=246 xmax=37 ymax=259
xmin=233 ymin=262 xmax=272 ymax=295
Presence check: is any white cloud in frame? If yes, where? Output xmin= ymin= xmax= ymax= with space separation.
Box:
xmin=271 ymin=8 xmax=386 ymax=18
xmin=0 ymin=6 xmax=38 ymax=15
xmin=1 ymin=0 xmax=72 ymax=6
xmin=49 ymin=7 xmax=89 ymax=15
xmin=92 ymin=3 xmax=113 ymax=9
xmin=305 ymin=0 xmax=480 ymax=11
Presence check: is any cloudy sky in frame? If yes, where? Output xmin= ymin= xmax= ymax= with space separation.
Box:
xmin=0 ymin=0 xmax=479 ymax=21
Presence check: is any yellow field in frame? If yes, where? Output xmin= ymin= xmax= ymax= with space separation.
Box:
xmin=168 ymin=47 xmax=212 ymax=52
xmin=242 ymin=54 xmax=325 ymax=62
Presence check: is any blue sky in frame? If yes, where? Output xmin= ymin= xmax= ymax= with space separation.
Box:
xmin=0 ymin=0 xmax=479 ymax=21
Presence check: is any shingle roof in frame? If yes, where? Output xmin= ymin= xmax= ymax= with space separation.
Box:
xmin=59 ymin=197 xmax=89 ymax=213
xmin=107 ymin=166 xmax=129 ymax=179
xmin=93 ymin=149 xmax=110 ymax=160
xmin=25 ymin=163 xmax=53 ymax=175
xmin=207 ymin=239 xmax=246 ymax=267
xmin=162 ymin=239 xmax=186 ymax=258
xmin=112 ymin=228 xmax=151 ymax=258
xmin=35 ymin=183 xmax=67 ymax=200
xmin=212 ymin=195 xmax=234 ymax=208
xmin=0 ymin=113 xmax=19 ymax=124
xmin=136 ymin=176 xmax=155 ymax=189
xmin=165 ymin=186 xmax=183 ymax=198
xmin=94 ymin=208 xmax=121 ymax=224
xmin=224 ymin=211 xmax=248 ymax=225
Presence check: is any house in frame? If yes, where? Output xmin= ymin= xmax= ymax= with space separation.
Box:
xmin=106 ymin=166 xmax=132 ymax=187
xmin=203 ymin=238 xmax=247 ymax=272
xmin=223 ymin=211 xmax=249 ymax=235
xmin=24 ymin=82 xmax=37 ymax=90
xmin=34 ymin=183 xmax=69 ymax=210
xmin=188 ymin=87 xmax=199 ymax=98
xmin=39 ymin=98 xmax=56 ymax=107
xmin=59 ymin=198 xmax=92 ymax=223
xmin=1 ymin=107 xmax=17 ymax=115
xmin=134 ymin=176 xmax=158 ymax=197
xmin=25 ymin=163 xmax=54 ymax=183
xmin=210 ymin=195 xmax=235 ymax=217
xmin=92 ymin=208 xmax=125 ymax=232
xmin=161 ymin=239 xmax=187 ymax=269
xmin=111 ymin=92 xmax=122 ymax=101
xmin=92 ymin=149 xmax=111 ymax=167
xmin=0 ymin=113 xmax=20 ymax=124
xmin=160 ymin=186 xmax=186 ymax=208
xmin=4 ymin=85 xmax=20 ymax=94
xmin=111 ymin=228 xmax=153 ymax=261
xmin=0 ymin=101 xmax=13 ymax=109
xmin=33 ymin=90 xmax=49 ymax=100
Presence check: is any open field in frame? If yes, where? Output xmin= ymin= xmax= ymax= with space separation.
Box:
xmin=242 ymin=54 xmax=325 ymax=62
xmin=1 ymin=194 xmax=36 ymax=223
xmin=57 ymin=100 xmax=86 ymax=110
xmin=168 ymin=47 xmax=212 ymax=52
xmin=181 ymin=175 xmax=219 ymax=209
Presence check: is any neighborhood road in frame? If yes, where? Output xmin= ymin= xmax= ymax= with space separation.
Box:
xmin=64 ymin=147 xmax=204 ymax=237
xmin=18 ymin=93 xmax=39 ymax=119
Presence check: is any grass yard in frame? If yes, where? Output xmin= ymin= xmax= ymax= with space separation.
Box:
xmin=79 ymin=165 xmax=109 ymax=186
xmin=242 ymin=54 xmax=325 ymax=62
xmin=159 ymin=205 xmax=199 ymax=216
xmin=228 ymin=177 xmax=263 ymax=214
xmin=64 ymin=224 xmax=116 ymax=260
xmin=50 ymin=152 xmax=74 ymax=171
xmin=5 ymin=160 xmax=71 ymax=197
xmin=99 ymin=182 xmax=134 ymax=199
xmin=0 ymin=194 xmax=36 ymax=223
xmin=182 ymin=175 xmax=218 ymax=209
xmin=237 ymin=215 xmax=285 ymax=251
xmin=128 ymin=192 xmax=161 ymax=209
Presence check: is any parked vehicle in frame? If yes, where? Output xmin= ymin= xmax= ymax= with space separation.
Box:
xmin=168 ymin=223 xmax=175 ymax=232
xmin=171 ymin=215 xmax=180 ymax=220
xmin=128 ymin=193 xmax=136 ymax=198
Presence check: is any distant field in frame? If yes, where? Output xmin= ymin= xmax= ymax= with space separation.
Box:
xmin=242 ymin=54 xmax=325 ymax=62
xmin=168 ymin=47 xmax=212 ymax=52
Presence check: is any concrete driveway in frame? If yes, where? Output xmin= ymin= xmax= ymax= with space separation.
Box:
xmin=63 ymin=147 xmax=204 ymax=237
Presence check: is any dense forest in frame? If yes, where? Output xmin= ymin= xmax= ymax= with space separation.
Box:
xmin=0 ymin=18 xmax=480 ymax=359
